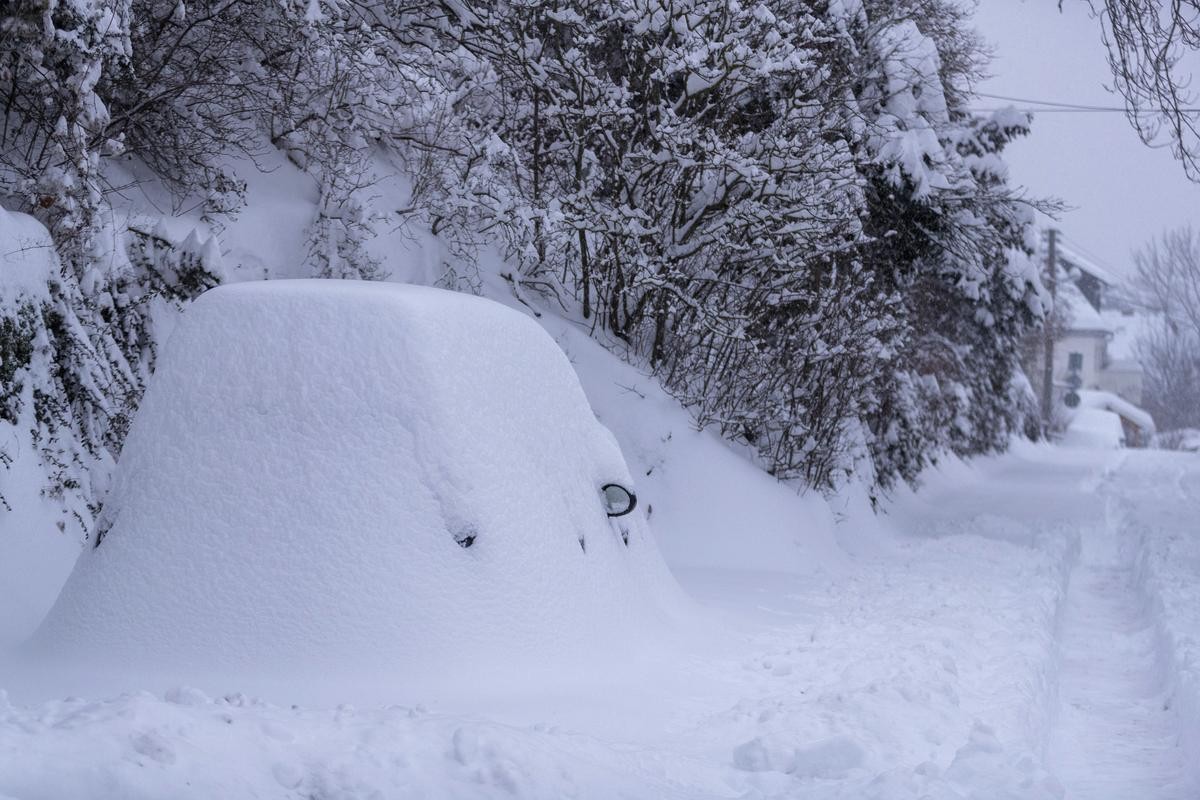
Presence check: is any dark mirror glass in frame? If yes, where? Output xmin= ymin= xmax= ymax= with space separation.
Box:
xmin=601 ymin=483 xmax=637 ymax=517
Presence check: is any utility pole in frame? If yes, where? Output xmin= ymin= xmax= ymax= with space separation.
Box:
xmin=1041 ymin=228 xmax=1058 ymax=428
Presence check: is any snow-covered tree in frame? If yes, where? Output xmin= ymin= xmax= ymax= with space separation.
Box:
xmin=1130 ymin=227 xmax=1200 ymax=433
xmin=445 ymin=0 xmax=1048 ymax=491
xmin=840 ymin=0 xmax=1048 ymax=492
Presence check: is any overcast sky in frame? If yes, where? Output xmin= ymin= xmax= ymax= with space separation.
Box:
xmin=971 ymin=0 xmax=1200 ymax=279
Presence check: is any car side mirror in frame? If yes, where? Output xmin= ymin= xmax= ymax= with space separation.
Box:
xmin=601 ymin=483 xmax=637 ymax=517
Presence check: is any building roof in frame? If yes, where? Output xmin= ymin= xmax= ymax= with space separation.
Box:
xmin=1058 ymin=279 xmax=1114 ymax=334
xmin=1056 ymin=243 xmax=1121 ymax=286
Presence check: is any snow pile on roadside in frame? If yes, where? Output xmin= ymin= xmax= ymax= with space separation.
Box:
xmin=29 ymin=281 xmax=687 ymax=690
xmin=1 ymin=271 xmax=1128 ymax=799
xmin=0 ymin=273 xmax=1096 ymax=798
xmin=0 ymin=690 xmax=735 ymax=800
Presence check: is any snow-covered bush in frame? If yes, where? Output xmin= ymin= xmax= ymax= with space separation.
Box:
xmin=0 ymin=208 xmax=219 ymax=539
xmin=849 ymin=4 xmax=1048 ymax=491
xmin=0 ymin=0 xmax=131 ymax=267
xmin=1 ymin=3 xmax=222 ymax=538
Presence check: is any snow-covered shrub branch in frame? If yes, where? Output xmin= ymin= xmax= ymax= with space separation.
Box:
xmin=2 ymin=2 xmax=217 ymax=536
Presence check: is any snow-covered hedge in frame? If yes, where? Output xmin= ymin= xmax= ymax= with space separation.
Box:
xmin=0 ymin=208 xmax=219 ymax=542
xmin=1 ymin=0 xmax=1048 ymax=539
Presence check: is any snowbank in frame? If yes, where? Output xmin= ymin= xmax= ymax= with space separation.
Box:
xmin=541 ymin=314 xmax=847 ymax=577
xmin=1 ymin=445 xmax=1087 ymax=800
xmin=29 ymin=281 xmax=687 ymax=689
xmin=0 ymin=207 xmax=56 ymax=298
xmin=1 ymin=285 xmax=1105 ymax=796
xmin=0 ymin=209 xmax=83 ymax=645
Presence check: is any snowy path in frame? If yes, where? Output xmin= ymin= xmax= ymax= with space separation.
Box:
xmin=1048 ymin=498 xmax=1194 ymax=800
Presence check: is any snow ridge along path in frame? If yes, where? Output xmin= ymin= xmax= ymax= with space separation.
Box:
xmin=1048 ymin=485 xmax=1197 ymax=800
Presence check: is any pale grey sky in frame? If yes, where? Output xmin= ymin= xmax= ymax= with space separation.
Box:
xmin=972 ymin=0 xmax=1200 ymax=278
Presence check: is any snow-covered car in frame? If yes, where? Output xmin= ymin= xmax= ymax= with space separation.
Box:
xmin=1062 ymin=407 xmax=1126 ymax=449
xmin=31 ymin=281 xmax=682 ymax=685
xmin=1155 ymin=428 xmax=1200 ymax=452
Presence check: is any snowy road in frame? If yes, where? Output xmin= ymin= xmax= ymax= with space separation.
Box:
xmin=3 ymin=444 xmax=1200 ymax=799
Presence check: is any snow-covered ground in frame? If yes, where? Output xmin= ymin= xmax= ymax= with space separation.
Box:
xmin=4 ymin=159 xmax=1195 ymax=796
xmin=4 ymin=297 xmax=1198 ymax=798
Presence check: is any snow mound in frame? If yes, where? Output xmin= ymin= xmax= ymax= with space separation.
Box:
xmin=31 ymin=280 xmax=685 ymax=685
xmin=0 ymin=207 xmax=56 ymax=299
xmin=540 ymin=313 xmax=847 ymax=577
xmin=0 ymin=208 xmax=82 ymax=646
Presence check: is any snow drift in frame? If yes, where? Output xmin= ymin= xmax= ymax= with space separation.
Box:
xmin=0 ymin=208 xmax=85 ymax=644
xmin=31 ymin=280 xmax=685 ymax=685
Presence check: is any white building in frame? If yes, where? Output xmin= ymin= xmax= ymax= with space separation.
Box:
xmin=1053 ymin=245 xmax=1146 ymax=408
xmin=1026 ymin=238 xmax=1156 ymax=444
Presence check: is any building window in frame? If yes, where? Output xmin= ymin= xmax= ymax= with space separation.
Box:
xmin=1068 ymin=352 xmax=1083 ymax=371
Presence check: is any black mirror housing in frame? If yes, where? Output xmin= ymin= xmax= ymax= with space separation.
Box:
xmin=601 ymin=483 xmax=637 ymax=517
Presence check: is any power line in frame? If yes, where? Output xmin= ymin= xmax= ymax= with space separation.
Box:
xmin=1059 ymin=234 xmax=1128 ymax=278
xmin=971 ymin=90 xmax=1200 ymax=114
xmin=975 ymin=92 xmax=1131 ymax=112
xmin=1034 ymin=229 xmax=1126 ymax=279
xmin=966 ymin=107 xmax=1176 ymax=113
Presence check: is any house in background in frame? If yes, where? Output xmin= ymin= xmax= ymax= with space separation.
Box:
xmin=1025 ymin=234 xmax=1156 ymax=445
xmin=1053 ymin=244 xmax=1146 ymax=408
